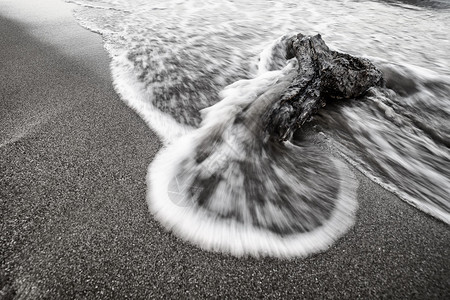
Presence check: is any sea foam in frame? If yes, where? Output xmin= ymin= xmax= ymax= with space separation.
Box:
xmin=68 ymin=0 xmax=450 ymax=257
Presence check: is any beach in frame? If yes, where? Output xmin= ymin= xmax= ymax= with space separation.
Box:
xmin=1 ymin=2 xmax=449 ymax=299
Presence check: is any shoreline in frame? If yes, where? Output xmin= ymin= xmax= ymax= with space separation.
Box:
xmin=1 ymin=9 xmax=449 ymax=300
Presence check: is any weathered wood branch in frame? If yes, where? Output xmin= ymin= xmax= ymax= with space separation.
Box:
xmin=264 ymin=33 xmax=384 ymax=141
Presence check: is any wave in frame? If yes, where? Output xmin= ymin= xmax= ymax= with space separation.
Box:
xmin=67 ymin=0 xmax=450 ymax=257
xmin=147 ymin=56 xmax=358 ymax=257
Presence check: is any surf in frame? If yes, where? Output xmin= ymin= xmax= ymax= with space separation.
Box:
xmin=67 ymin=0 xmax=450 ymax=257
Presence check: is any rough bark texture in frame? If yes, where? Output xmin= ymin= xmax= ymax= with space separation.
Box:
xmin=264 ymin=33 xmax=384 ymax=141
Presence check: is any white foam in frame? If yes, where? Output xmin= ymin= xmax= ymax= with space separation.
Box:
xmin=111 ymin=54 xmax=194 ymax=144
xmin=66 ymin=0 xmax=450 ymax=257
xmin=148 ymin=132 xmax=358 ymax=258
xmin=144 ymin=56 xmax=359 ymax=257
xmin=66 ymin=0 xmax=131 ymax=12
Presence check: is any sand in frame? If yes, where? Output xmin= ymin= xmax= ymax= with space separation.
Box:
xmin=0 ymin=7 xmax=449 ymax=300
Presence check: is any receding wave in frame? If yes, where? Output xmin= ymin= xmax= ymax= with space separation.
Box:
xmin=68 ymin=0 xmax=450 ymax=257
xmin=148 ymin=57 xmax=358 ymax=256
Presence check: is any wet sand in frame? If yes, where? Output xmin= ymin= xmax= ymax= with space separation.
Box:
xmin=0 ymin=9 xmax=449 ymax=300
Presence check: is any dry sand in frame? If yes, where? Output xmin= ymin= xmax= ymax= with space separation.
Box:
xmin=0 ymin=5 xmax=449 ymax=299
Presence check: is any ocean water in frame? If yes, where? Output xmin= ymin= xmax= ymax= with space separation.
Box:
xmin=67 ymin=0 xmax=450 ymax=257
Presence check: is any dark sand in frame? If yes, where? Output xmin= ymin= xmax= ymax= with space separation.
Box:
xmin=1 ymin=14 xmax=449 ymax=299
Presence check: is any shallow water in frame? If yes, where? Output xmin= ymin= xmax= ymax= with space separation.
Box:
xmin=68 ymin=0 xmax=450 ymax=257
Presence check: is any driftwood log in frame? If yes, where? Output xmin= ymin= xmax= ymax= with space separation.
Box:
xmin=264 ymin=33 xmax=384 ymax=141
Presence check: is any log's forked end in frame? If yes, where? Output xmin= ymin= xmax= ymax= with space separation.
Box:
xmin=265 ymin=33 xmax=384 ymax=143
